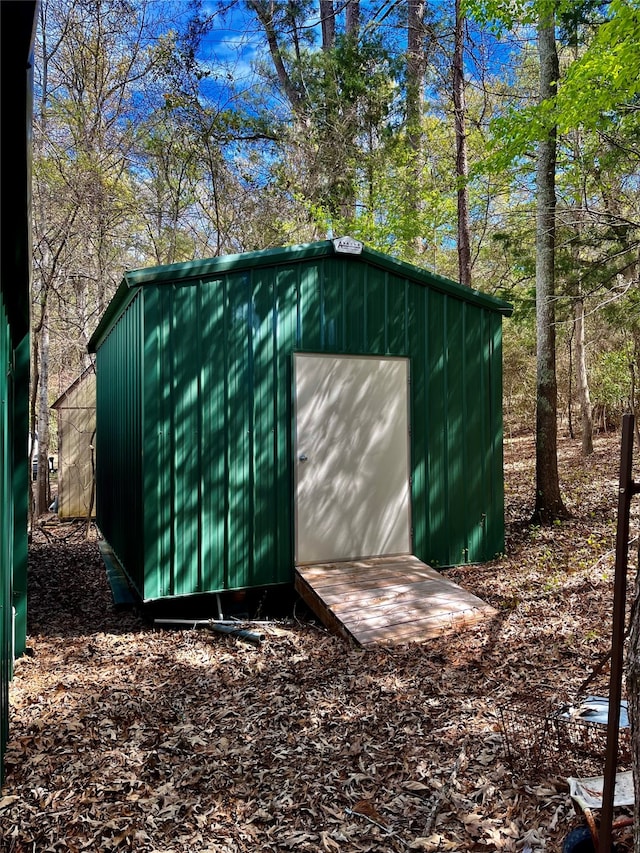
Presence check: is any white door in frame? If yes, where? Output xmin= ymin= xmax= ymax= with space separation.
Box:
xmin=294 ymin=354 xmax=411 ymax=564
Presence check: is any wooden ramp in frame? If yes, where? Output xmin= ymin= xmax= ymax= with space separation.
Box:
xmin=295 ymin=555 xmax=497 ymax=646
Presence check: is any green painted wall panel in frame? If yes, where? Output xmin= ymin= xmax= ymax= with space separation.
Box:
xmin=0 ymin=313 xmax=29 ymax=783
xmin=488 ymin=312 xmax=506 ymax=557
xmin=343 ymin=261 xmax=366 ymax=354
xmin=0 ymin=304 xmax=10 ymax=777
xmin=157 ymin=285 xmax=175 ymax=597
xmin=172 ymin=284 xmax=201 ymax=596
xmin=142 ymin=282 xmax=161 ymax=598
xmin=463 ymin=305 xmax=487 ymax=563
xmin=426 ymin=291 xmax=448 ymax=565
xmin=321 ymin=258 xmax=343 ymax=351
xmin=12 ymin=334 xmax=29 ymax=657
xmin=95 ymin=293 xmax=144 ymax=595
xmin=274 ymin=268 xmax=298 ymax=574
xmin=365 ymin=265 xmax=386 ymax=354
xmin=386 ymin=274 xmax=408 ymax=354
xmin=226 ymin=273 xmax=252 ymax=589
xmin=299 ymin=263 xmax=322 ymax=351
xmin=93 ymin=248 xmax=508 ymax=602
xmin=446 ymin=298 xmax=466 ymax=565
xmin=253 ymin=270 xmax=277 ymax=583
xmin=199 ymin=277 xmax=229 ymax=593
xmin=407 ymin=285 xmax=428 ymax=560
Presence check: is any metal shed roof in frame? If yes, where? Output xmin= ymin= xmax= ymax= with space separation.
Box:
xmin=88 ymin=240 xmax=512 ymax=353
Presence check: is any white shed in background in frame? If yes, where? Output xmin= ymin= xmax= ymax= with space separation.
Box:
xmin=51 ymin=366 xmax=96 ymax=519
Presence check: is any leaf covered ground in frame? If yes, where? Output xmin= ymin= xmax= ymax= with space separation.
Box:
xmin=1 ymin=433 xmax=637 ymax=852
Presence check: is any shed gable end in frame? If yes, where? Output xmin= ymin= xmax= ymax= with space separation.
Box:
xmin=92 ymin=248 xmax=508 ymax=601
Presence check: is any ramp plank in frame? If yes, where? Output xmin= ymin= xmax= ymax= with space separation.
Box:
xmin=295 ymin=555 xmax=496 ymax=646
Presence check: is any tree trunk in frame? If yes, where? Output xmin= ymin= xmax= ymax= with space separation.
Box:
xmin=454 ymin=0 xmax=471 ymax=287
xmin=574 ymin=297 xmax=594 ymax=456
xmin=319 ymin=0 xmax=335 ymax=50
xmin=406 ymin=0 xmax=428 ymax=257
xmin=570 ymin=122 xmax=594 ymax=458
xmin=567 ymin=325 xmax=574 ymax=439
xmin=406 ymin=0 xmax=426 ymax=154
xmin=532 ymin=13 xmax=569 ymax=524
xmin=345 ymin=0 xmax=359 ymax=39
xmin=247 ymin=1 xmax=304 ymax=113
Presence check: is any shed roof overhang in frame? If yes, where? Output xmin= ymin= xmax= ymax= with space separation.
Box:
xmin=88 ymin=240 xmax=513 ymax=353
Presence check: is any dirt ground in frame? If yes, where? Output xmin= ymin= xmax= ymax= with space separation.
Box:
xmin=0 ymin=432 xmax=636 ymax=852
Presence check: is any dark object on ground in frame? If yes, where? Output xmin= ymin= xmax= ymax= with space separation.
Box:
xmin=563 ymin=825 xmax=595 ymax=853
xmin=562 ymin=824 xmax=620 ymax=853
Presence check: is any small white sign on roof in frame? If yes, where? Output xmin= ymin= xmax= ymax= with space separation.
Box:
xmin=333 ymin=236 xmax=363 ymax=255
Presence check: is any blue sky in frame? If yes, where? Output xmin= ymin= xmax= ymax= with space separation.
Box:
xmin=177 ymin=0 xmax=519 ymax=112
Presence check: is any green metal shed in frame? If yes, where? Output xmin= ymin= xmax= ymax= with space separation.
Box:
xmin=88 ymin=238 xmax=512 ymax=603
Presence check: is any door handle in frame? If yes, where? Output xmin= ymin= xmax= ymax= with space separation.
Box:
xmin=299 ymin=454 xmax=308 ymax=462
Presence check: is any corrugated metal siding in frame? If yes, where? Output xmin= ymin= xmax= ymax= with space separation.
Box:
xmin=12 ymin=336 xmax=28 ymax=657
xmin=140 ymin=270 xmax=297 ymax=598
xmin=0 ymin=302 xmax=11 ymax=779
xmin=95 ymin=293 xmax=144 ymax=596
xmin=95 ymin=251 xmax=505 ymax=600
xmin=0 ymin=306 xmax=26 ymax=782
